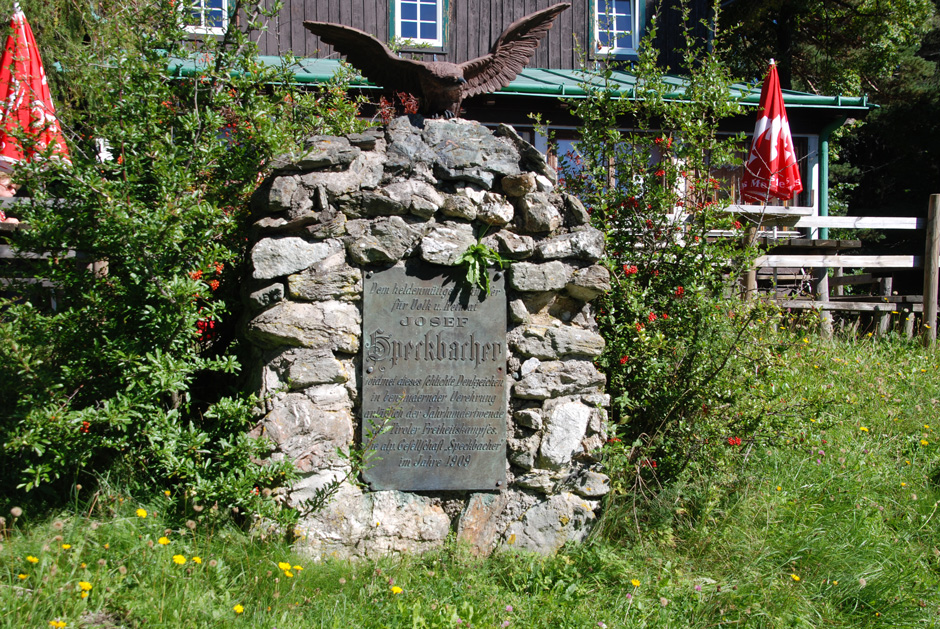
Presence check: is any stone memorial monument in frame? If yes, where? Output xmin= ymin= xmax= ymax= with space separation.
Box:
xmin=243 ymin=116 xmax=612 ymax=558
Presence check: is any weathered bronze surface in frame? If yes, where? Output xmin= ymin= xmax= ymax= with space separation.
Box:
xmin=362 ymin=264 xmax=507 ymax=491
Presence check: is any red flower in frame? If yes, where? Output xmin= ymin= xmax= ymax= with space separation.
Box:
xmin=214 ymin=262 xmax=224 ymax=274
xmin=208 ymin=280 xmax=220 ymax=291
xmin=675 ymin=286 xmax=685 ymax=297
xmin=619 ymin=356 xmax=629 ymax=364
xmin=189 ymin=270 xmax=203 ymax=281
xmin=727 ymin=436 xmax=742 ymax=446
xmin=197 ymin=319 xmax=217 ymax=342
xmin=648 ymin=312 xmax=657 ymax=323
xmin=635 ymin=322 xmax=645 ymax=333
xmin=646 ymin=219 xmax=654 ymax=229
xmin=733 ymin=221 xmax=742 ymax=230
xmin=623 ymin=264 xmax=638 ymax=276
xmin=80 ymin=421 xmax=90 ymax=434
xmin=662 ymin=313 xmax=668 ymax=319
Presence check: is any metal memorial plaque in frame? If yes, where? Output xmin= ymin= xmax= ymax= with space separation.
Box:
xmin=362 ymin=264 xmax=507 ymax=491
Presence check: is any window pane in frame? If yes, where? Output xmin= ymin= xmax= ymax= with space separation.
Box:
xmin=401 ymin=2 xmax=417 ymax=20
xmin=420 ymin=3 xmax=436 ymax=21
xmin=207 ymin=8 xmax=224 ymax=28
xmin=208 ymin=0 xmax=224 ymax=9
xmin=401 ymin=21 xmax=418 ymax=38
xmin=615 ymin=14 xmax=631 ymax=31
xmin=598 ymin=13 xmax=612 ymax=31
xmin=557 ymin=139 xmax=583 ymax=177
xmin=616 ymin=33 xmax=632 ymax=49
xmin=420 ymin=22 xmax=437 ymax=40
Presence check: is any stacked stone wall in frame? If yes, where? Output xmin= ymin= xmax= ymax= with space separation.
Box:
xmin=243 ymin=117 xmax=612 ymax=558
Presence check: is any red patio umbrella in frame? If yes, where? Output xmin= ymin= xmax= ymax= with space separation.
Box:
xmin=0 ymin=1 xmax=70 ymax=174
xmin=740 ymin=60 xmax=802 ymax=204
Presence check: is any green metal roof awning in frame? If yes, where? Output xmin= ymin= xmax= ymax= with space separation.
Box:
xmin=171 ymin=56 xmax=872 ymax=113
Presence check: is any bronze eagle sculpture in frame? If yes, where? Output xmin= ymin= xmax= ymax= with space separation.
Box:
xmin=303 ymin=3 xmax=571 ymax=118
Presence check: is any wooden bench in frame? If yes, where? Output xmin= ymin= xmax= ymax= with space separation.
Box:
xmin=740 ymin=195 xmax=940 ymax=344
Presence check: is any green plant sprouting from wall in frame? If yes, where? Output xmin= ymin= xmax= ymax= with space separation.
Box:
xmin=456 ymin=239 xmax=506 ymax=296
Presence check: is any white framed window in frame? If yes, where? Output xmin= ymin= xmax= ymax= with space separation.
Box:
xmin=393 ymin=0 xmax=445 ymax=48
xmin=593 ymin=0 xmax=639 ymax=57
xmin=184 ymin=0 xmax=228 ymax=36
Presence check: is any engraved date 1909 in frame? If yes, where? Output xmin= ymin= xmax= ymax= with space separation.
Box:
xmin=447 ymin=455 xmax=471 ymax=468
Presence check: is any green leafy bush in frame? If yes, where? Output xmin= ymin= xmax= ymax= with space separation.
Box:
xmin=554 ymin=4 xmax=781 ymax=510
xmin=0 ymin=0 xmax=364 ymax=524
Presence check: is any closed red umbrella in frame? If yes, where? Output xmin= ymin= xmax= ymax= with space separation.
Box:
xmin=0 ymin=1 xmax=69 ymax=174
xmin=740 ymin=60 xmax=802 ymax=204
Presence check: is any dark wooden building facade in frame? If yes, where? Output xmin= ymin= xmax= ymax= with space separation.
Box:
xmin=252 ymin=0 xmax=658 ymax=69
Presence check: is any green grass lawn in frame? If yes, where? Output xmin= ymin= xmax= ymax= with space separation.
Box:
xmin=2 ymin=333 xmax=939 ymax=628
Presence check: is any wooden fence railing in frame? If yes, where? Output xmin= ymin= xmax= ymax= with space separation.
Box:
xmin=746 ymin=194 xmax=940 ymax=346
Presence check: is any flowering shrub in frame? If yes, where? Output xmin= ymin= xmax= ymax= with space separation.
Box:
xmin=0 ymin=0 xmax=364 ymax=525
xmin=554 ymin=5 xmax=780 ymax=508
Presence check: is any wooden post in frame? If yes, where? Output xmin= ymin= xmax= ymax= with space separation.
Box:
xmin=877 ymin=276 xmax=893 ymax=337
xmin=813 ymin=267 xmax=833 ymax=339
xmin=833 ymin=267 xmax=844 ymax=296
xmin=923 ymin=194 xmax=940 ymax=348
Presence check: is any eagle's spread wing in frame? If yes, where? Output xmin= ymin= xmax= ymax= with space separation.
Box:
xmin=459 ymin=3 xmax=570 ymax=99
xmin=303 ymin=22 xmax=427 ymax=96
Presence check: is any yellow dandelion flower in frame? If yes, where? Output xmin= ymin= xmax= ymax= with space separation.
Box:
xmin=48 ymin=621 xmax=67 ymax=628
xmin=17 ymin=573 xmax=27 ymax=580
xmin=776 ymin=486 xmax=782 ymax=491
xmin=791 ymin=574 xmax=800 ymax=582
xmin=922 ymin=439 xmax=929 ymax=446
xmin=233 ymin=604 xmax=244 ymax=614
xmin=163 ymin=490 xmax=170 ymax=497
xmin=902 ymin=482 xmax=907 ymax=487
xmin=277 ymin=561 xmax=291 ymax=571
xmin=284 ymin=571 xmax=294 ymax=578
xmin=157 ymin=537 xmax=170 ymax=545
xmin=78 ymin=581 xmax=92 ymax=591
xmin=859 ymin=427 xmax=869 ymax=433
xmin=172 ymin=555 xmax=186 ymax=565
xmin=192 ymin=556 xmax=202 ymax=564
xmin=390 ymin=586 xmax=403 ymax=594
xmin=293 ymin=565 xmax=303 ymax=571
xmin=26 ymin=555 xmax=38 ymax=563
xmin=631 ymin=579 xmax=641 ymax=587
xmin=833 ymin=581 xmax=838 ymax=586
xmin=61 ymin=544 xmax=71 ymax=550
xmin=135 ymin=508 xmax=147 ymax=518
